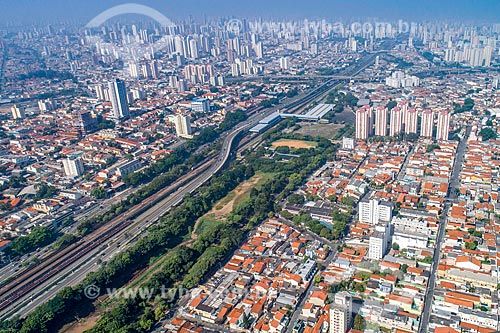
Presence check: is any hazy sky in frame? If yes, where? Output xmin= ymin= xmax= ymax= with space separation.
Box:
xmin=0 ymin=0 xmax=499 ymax=25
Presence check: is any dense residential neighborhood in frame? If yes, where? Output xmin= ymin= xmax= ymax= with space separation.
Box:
xmin=0 ymin=2 xmax=499 ymax=333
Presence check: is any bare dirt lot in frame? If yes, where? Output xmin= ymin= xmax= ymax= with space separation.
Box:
xmin=59 ymin=313 xmax=100 ymax=333
xmin=271 ymin=139 xmax=318 ymax=149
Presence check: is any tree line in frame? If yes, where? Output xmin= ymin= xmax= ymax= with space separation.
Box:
xmin=77 ymin=109 xmax=247 ymax=236
xmin=0 ymin=117 xmax=338 ymax=333
xmin=83 ymin=121 xmax=334 ymax=332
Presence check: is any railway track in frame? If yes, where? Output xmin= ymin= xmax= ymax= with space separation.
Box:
xmin=0 ymin=49 xmax=382 ymax=316
xmin=0 ymin=93 xmax=314 ymax=314
xmin=0 ymin=113 xmax=260 ymax=318
xmin=0 ymin=158 xmax=215 ymax=311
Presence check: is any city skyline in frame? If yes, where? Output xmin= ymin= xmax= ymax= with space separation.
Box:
xmin=1 ymin=0 xmax=500 ymax=24
xmin=0 ymin=2 xmax=498 ymax=333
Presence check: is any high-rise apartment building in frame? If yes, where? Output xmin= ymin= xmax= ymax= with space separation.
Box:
xmin=405 ymin=107 xmax=418 ymax=134
xmin=374 ymin=106 xmax=388 ymax=136
xmin=108 ymin=79 xmax=130 ymax=120
xmin=73 ymin=110 xmax=97 ymax=134
xmin=95 ymin=84 xmax=108 ymax=101
xmin=359 ymin=199 xmax=393 ymax=225
xmin=329 ymin=292 xmax=352 ymax=333
xmin=368 ymin=223 xmax=392 ymax=260
xmin=62 ymin=157 xmax=84 ymax=178
xmin=436 ymin=110 xmax=450 ymax=141
xmin=191 ymin=98 xmax=210 ymax=113
xmin=128 ymin=62 xmax=140 ymax=78
xmin=174 ymin=114 xmax=192 ymax=138
xmin=279 ymin=57 xmax=289 ymax=70
xmin=420 ymin=109 xmax=434 ymax=137
xmin=355 ymin=106 xmax=371 ymax=140
xmin=11 ymin=105 xmax=25 ymax=119
xmin=390 ymin=107 xmax=403 ymax=136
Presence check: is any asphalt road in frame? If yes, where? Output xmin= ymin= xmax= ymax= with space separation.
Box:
xmin=418 ymin=126 xmax=471 ymax=332
xmin=3 ymin=36 xmax=401 ymax=322
xmin=0 ymin=75 xmax=335 ymax=320
xmin=150 ymin=38 xmax=400 ymax=333
xmin=0 ymin=125 xmax=245 ymax=319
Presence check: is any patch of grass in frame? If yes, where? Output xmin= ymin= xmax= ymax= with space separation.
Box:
xmin=214 ymin=192 xmax=236 ymax=210
xmin=194 ymin=172 xmax=276 ymax=234
xmin=293 ymin=122 xmax=347 ymax=140
xmin=233 ymin=172 xmax=276 ymax=207
xmin=195 ymin=216 xmax=224 ymax=235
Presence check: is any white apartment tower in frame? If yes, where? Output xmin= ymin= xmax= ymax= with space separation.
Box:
xmin=359 ymin=198 xmax=393 ymax=225
xmin=399 ymin=101 xmax=409 ymax=125
xmin=108 ymin=79 xmax=130 ymax=120
xmin=128 ymin=62 xmax=140 ymax=78
xmin=329 ymin=292 xmax=352 ymax=333
xmin=11 ymin=105 xmax=25 ymax=119
xmin=174 ymin=114 xmax=192 ymax=138
xmin=368 ymin=223 xmax=392 ymax=260
xmin=279 ymin=57 xmax=289 ymax=70
xmin=390 ymin=107 xmax=403 ymax=137
xmin=95 ymin=84 xmax=108 ymax=101
xmin=62 ymin=157 xmax=84 ymax=178
xmin=405 ymin=107 xmax=418 ymax=134
xmin=254 ymin=42 xmax=264 ymax=59
xmin=189 ymin=39 xmax=199 ymax=59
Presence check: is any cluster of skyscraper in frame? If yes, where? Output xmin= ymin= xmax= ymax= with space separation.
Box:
xmin=356 ymin=101 xmax=450 ymax=141
xmin=385 ymin=71 xmax=420 ymax=88
xmin=183 ymin=64 xmax=214 ymax=83
xmin=443 ymin=42 xmax=494 ymax=67
xmin=127 ymin=60 xmax=159 ymax=79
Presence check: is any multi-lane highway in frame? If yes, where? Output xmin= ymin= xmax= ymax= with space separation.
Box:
xmin=0 ymin=39 xmax=396 ymax=321
xmin=0 ymin=154 xmax=222 ymax=318
xmin=0 ymin=78 xmax=330 ymax=320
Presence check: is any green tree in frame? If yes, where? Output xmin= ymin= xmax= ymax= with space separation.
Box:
xmin=354 ymin=314 xmax=366 ymax=330
xmin=341 ymin=196 xmax=355 ymax=207
xmin=52 ymin=234 xmax=79 ymax=250
xmin=421 ymin=256 xmax=433 ymax=264
xmin=479 ymin=127 xmax=497 ymax=141
xmin=386 ymin=101 xmax=397 ymax=110
xmin=313 ymin=274 xmax=323 ymax=286
xmin=34 ymin=183 xmax=58 ymax=200
xmin=10 ymin=227 xmax=58 ymax=255
xmin=286 ymin=89 xmax=298 ymax=98
xmin=90 ymin=187 xmax=107 ymax=199
xmin=426 ymin=144 xmax=440 ymax=153
xmin=351 ymin=281 xmax=366 ymax=292
xmin=288 ymin=173 xmax=302 ymax=187
xmin=464 ymin=241 xmax=478 ymax=250
xmin=280 ymin=210 xmax=294 ymax=219
xmin=288 ymin=193 xmax=305 ymax=205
